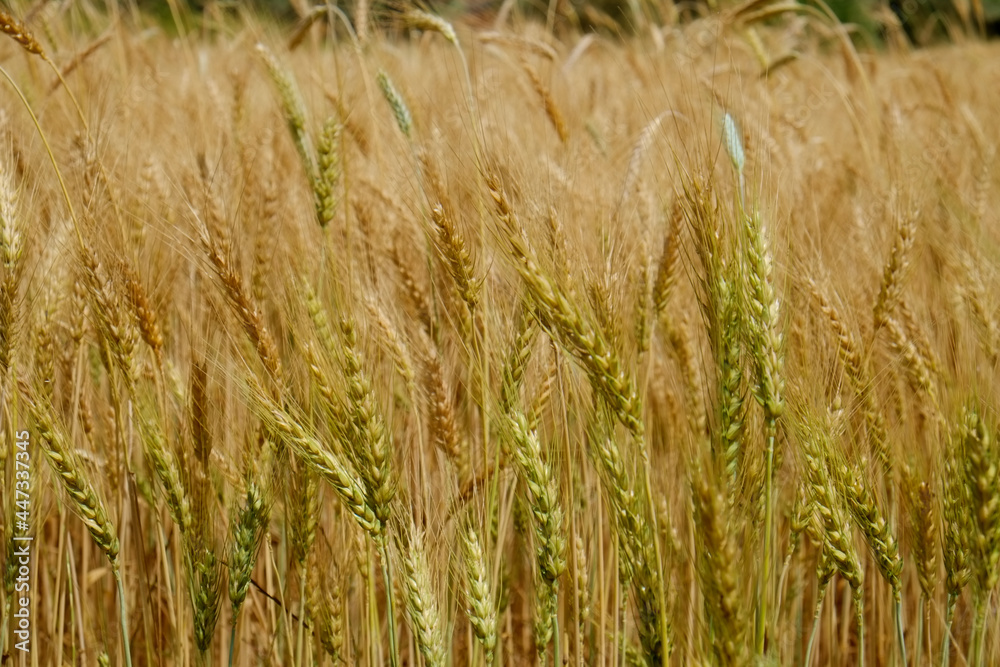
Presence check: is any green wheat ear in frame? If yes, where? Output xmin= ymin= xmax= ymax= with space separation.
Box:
xmin=722 ymin=112 xmax=745 ymax=175
xmin=722 ymin=110 xmax=746 ymax=205
xmin=256 ymin=41 xmax=316 ymax=186
xmin=377 ymin=70 xmax=413 ymax=138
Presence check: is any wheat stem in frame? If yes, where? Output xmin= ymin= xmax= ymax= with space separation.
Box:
xmin=942 ymin=592 xmax=957 ymax=667
xmin=759 ymin=418 xmax=776 ymax=653
xmin=896 ymin=599 xmax=908 ymax=667
xmin=228 ymin=624 xmax=238 ymax=667
xmin=804 ymin=578 xmax=830 ymax=667
xmin=0 ymin=65 xmax=82 ymax=246
xmin=379 ymin=542 xmax=401 ymax=667
xmin=115 ymin=566 xmax=133 ymax=667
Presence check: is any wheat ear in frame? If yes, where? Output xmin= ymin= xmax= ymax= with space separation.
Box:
xmin=833 ymin=460 xmax=906 ymax=664
xmin=652 ymin=201 xmax=683 ymax=320
xmin=797 ymin=416 xmax=863 ymax=591
xmin=682 ymin=179 xmax=746 ymax=485
xmin=0 ymin=152 xmax=22 ymax=378
xmin=907 ymin=476 xmax=937 ymax=665
xmin=506 ymin=410 xmax=566 ymax=662
xmin=588 ymin=419 xmax=668 ymax=662
xmin=0 ymin=10 xmax=44 ymax=55
xmin=136 ymin=403 xmax=192 ymax=536
xmin=255 ymin=42 xmax=316 ymax=184
xmin=310 ymin=565 xmax=344 ymax=661
xmin=957 ymin=407 xmax=1000 ymax=576
xmin=202 ymin=233 xmax=283 ymax=384
xmin=809 ymin=281 xmax=891 ymax=476
xmin=376 ymin=70 xmax=413 ymax=138
xmin=873 ymin=210 xmax=916 ymax=330
xmin=461 ymin=518 xmax=498 ymax=664
xmin=227 ymin=460 xmax=271 ymax=666
xmin=522 ymin=61 xmax=568 ymax=143
xmin=339 ymin=318 xmax=395 ymax=527
xmin=942 ymin=424 xmax=971 ymax=667
xmin=491 ymin=175 xmax=642 ymax=439
xmin=314 ymin=114 xmax=343 ymax=228
xmin=739 ymin=198 xmax=784 ymax=653
xmin=398 ymin=527 xmax=448 ymax=667
xmin=251 ymin=384 xmax=381 ymax=538
xmin=691 ymin=464 xmax=747 ymax=666
xmin=958 ymin=404 xmax=999 ymax=667
xmin=430 ymin=203 xmax=480 ymax=313
xmin=22 ymin=384 xmax=131 ymax=666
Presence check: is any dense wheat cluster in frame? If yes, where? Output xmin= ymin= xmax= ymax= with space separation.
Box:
xmin=1 ymin=1 xmax=999 ymax=665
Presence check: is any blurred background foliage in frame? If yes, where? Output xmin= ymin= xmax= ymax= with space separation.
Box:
xmin=7 ymin=0 xmax=1000 ymax=45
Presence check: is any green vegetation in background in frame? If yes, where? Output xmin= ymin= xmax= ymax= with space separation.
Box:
xmin=76 ymin=0 xmax=1000 ymax=42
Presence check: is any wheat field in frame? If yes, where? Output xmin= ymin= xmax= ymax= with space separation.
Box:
xmin=0 ymin=2 xmax=999 ymax=666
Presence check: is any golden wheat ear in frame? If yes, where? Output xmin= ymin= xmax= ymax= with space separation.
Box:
xmin=0 ymin=10 xmax=45 ymax=56
xmin=0 ymin=151 xmax=23 ymax=379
